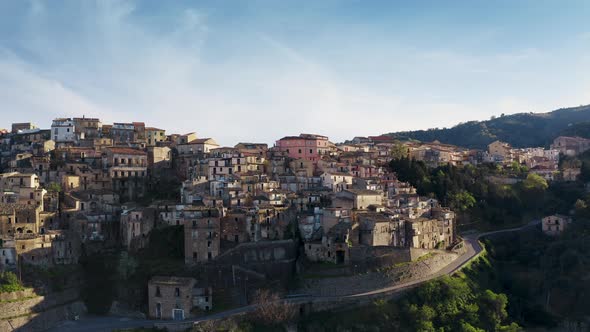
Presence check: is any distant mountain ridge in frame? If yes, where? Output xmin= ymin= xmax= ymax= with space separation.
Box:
xmin=384 ymin=104 xmax=590 ymax=149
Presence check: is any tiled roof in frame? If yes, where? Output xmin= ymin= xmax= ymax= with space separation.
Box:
xmin=0 ymin=203 xmax=35 ymax=214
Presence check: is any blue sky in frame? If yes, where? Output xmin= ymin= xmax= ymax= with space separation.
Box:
xmin=1 ymin=0 xmax=589 ymax=145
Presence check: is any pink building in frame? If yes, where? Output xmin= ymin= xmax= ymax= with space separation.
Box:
xmin=275 ymin=134 xmax=330 ymax=163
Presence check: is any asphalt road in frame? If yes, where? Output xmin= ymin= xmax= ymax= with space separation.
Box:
xmin=47 ymin=220 xmax=540 ymax=332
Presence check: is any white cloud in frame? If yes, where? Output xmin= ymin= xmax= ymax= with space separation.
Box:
xmin=0 ymin=1 xmax=588 ymax=144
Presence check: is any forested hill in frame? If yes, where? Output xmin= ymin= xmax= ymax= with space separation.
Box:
xmin=384 ymin=104 xmax=590 ymax=149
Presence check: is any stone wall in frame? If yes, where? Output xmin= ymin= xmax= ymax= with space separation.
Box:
xmin=0 ymin=288 xmax=36 ymax=302
xmin=294 ymin=285 xmax=414 ymax=314
xmin=0 ymin=295 xmax=44 ymax=320
xmin=0 ymin=301 xmax=86 ymax=332
xmin=214 ymin=240 xmax=298 ymax=281
xmin=348 ymin=246 xmax=434 ymax=272
xmin=0 ymin=288 xmax=86 ymax=331
xmin=298 ymin=251 xmax=458 ymax=297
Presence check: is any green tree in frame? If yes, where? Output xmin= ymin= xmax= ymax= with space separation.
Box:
xmin=450 ymin=190 xmax=476 ymax=212
xmin=390 ymin=141 xmax=409 ymax=160
xmin=459 ymin=321 xmax=486 ymax=332
xmin=46 ymin=182 xmax=62 ymax=193
xmin=522 ymin=173 xmax=548 ymax=191
xmin=407 ymin=304 xmax=436 ymax=332
xmin=478 ymin=290 xmax=509 ymax=331
xmin=0 ymin=271 xmax=24 ymax=293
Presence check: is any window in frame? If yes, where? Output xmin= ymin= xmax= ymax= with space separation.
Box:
xmin=298 ymin=149 xmax=302 ymax=154
xmin=174 ymin=288 xmax=180 ymax=297
xmin=155 ymin=286 xmax=161 ymax=297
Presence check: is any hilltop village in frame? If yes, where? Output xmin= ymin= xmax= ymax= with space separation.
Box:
xmin=0 ymin=118 xmax=586 ymax=325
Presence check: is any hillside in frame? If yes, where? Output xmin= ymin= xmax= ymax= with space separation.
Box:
xmin=385 ymin=104 xmax=590 ymax=149
xmin=559 ymin=121 xmax=590 ymax=139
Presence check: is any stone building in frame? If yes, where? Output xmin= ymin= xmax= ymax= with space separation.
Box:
xmin=192 ymin=287 xmax=213 ymax=311
xmin=304 ymin=221 xmax=351 ymax=264
xmin=51 ymin=232 xmax=80 ymax=265
xmin=0 ymin=238 xmax=17 ymax=270
xmin=147 ymin=146 xmax=172 ymax=170
xmin=551 ymin=136 xmax=590 ymax=156
xmin=73 ymin=117 xmax=102 ymax=140
xmin=15 ymin=233 xmax=55 ymax=266
xmin=145 ymin=127 xmax=166 ymax=147
xmin=183 ymin=207 xmax=221 ymax=264
xmin=120 ymin=207 xmax=156 ymax=249
xmin=488 ymin=140 xmax=513 ymax=162
xmin=11 ymin=123 xmax=37 ymax=134
xmin=148 ymin=276 xmax=196 ymax=320
xmin=0 ymin=203 xmax=41 ymax=236
xmin=333 ymin=189 xmax=383 ymax=210
xmin=177 ymin=138 xmax=219 ymax=155
xmin=542 ymin=214 xmax=571 ymax=236
xmin=358 ymin=212 xmax=405 ymax=247
xmin=220 ymin=210 xmax=249 ymax=244
xmin=102 ymin=147 xmax=148 ymax=201
xmin=406 ymin=208 xmax=454 ymax=249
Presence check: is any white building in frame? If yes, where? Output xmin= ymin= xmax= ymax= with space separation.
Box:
xmin=51 ymin=118 xmax=76 ymax=143
xmin=320 ymin=172 xmax=354 ymax=192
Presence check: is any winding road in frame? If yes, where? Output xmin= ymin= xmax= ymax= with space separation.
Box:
xmin=47 ymin=220 xmax=540 ymax=332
